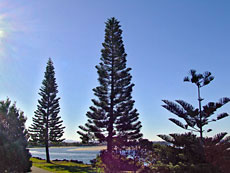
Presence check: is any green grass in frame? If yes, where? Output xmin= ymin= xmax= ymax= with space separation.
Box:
xmin=31 ymin=157 xmax=97 ymax=173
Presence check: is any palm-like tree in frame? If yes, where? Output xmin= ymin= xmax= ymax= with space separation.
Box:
xmin=159 ymin=70 xmax=230 ymax=171
xmin=183 ymin=69 xmax=214 ymax=139
xmin=161 ymin=70 xmax=229 ymax=142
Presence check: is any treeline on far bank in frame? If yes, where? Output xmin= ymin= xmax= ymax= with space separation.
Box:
xmin=27 ymin=140 xmax=169 ymax=148
xmin=27 ymin=141 xmax=103 ymax=148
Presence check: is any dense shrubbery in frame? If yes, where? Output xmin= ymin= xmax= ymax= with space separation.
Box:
xmin=93 ymin=135 xmax=227 ymax=173
xmin=92 ymin=149 xmax=141 ymax=173
xmin=0 ymin=99 xmax=32 ymax=172
xmin=204 ymin=133 xmax=230 ymax=173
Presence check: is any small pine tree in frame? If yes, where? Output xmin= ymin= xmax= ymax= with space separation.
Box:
xmin=161 ymin=70 xmax=229 ymax=141
xmin=78 ymin=17 xmax=142 ymax=153
xmin=0 ymin=98 xmax=32 ymax=172
xmin=29 ymin=58 xmax=65 ymax=163
xmin=157 ymin=70 xmax=230 ymax=172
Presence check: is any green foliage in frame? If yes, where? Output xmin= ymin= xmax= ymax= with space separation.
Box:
xmin=154 ymin=133 xmax=230 ymax=173
xmin=0 ymin=98 xmax=32 ymax=172
xmin=156 ymin=70 xmax=230 ymax=172
xmin=184 ymin=69 xmax=214 ymax=88
xmin=77 ymin=17 xmax=142 ymax=152
xmin=204 ymin=133 xmax=230 ymax=173
xmin=31 ymin=157 xmax=96 ymax=173
xmin=94 ymin=150 xmax=140 ymax=173
xmin=162 ymin=98 xmax=230 ymax=137
xmin=162 ymin=70 xmax=230 ymax=139
xmin=139 ymin=133 xmax=223 ymax=172
xmin=91 ymin=155 xmax=105 ymax=173
xmin=29 ymin=58 xmax=65 ymax=162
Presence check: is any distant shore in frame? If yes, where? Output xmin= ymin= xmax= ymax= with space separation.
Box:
xmin=67 ymin=145 xmax=106 ymax=151
xmin=28 ymin=145 xmax=107 ymax=150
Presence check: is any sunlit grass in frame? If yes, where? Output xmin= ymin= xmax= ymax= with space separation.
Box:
xmin=31 ymin=157 xmax=96 ymax=173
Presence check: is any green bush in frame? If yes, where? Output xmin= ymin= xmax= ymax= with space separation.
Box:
xmin=0 ymin=99 xmax=32 ymax=172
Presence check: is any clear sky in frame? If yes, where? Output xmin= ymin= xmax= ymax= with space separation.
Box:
xmin=0 ymin=0 xmax=229 ymax=141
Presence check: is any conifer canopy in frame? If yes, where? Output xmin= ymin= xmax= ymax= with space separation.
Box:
xmin=29 ymin=58 xmax=65 ymax=162
xmin=78 ymin=17 xmax=142 ymax=152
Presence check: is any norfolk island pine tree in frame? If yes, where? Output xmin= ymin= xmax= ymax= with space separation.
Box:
xmin=160 ymin=70 xmax=230 ymax=143
xmin=77 ymin=17 xmax=142 ymax=154
xmin=156 ymin=70 xmax=230 ymax=172
xmin=29 ymin=58 xmax=65 ymax=163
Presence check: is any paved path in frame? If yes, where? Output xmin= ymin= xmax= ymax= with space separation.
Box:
xmin=30 ymin=166 xmax=52 ymax=173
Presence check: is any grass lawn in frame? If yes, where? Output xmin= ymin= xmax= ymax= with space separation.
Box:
xmin=31 ymin=157 xmax=97 ymax=173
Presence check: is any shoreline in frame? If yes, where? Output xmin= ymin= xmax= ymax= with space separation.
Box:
xmin=27 ymin=145 xmax=107 ymax=149
xmin=28 ymin=145 xmax=106 ymax=150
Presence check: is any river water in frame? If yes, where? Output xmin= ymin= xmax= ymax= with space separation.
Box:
xmin=29 ymin=146 xmax=105 ymax=164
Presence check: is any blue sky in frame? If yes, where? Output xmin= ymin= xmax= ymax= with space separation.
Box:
xmin=0 ymin=0 xmax=229 ymax=141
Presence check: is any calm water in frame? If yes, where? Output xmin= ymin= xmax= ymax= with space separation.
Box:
xmin=29 ymin=146 xmax=103 ymax=164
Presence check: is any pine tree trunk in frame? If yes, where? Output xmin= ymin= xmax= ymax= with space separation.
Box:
xmin=45 ymin=140 xmax=51 ymax=163
xmin=107 ymin=98 xmax=114 ymax=153
xmin=107 ymin=46 xmax=115 ymax=154
xmin=46 ymin=100 xmax=51 ymax=163
xmin=45 ymin=113 xmax=51 ymax=163
xmin=107 ymin=131 xmax=113 ymax=153
xmin=197 ymin=85 xmax=203 ymax=143
xmin=107 ymin=86 xmax=114 ymax=153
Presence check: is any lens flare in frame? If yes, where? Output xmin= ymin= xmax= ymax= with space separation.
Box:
xmin=0 ymin=1 xmax=29 ymax=61
xmin=0 ymin=15 xmax=8 ymax=59
xmin=0 ymin=30 xmax=4 ymax=38
xmin=0 ymin=5 xmax=14 ymax=60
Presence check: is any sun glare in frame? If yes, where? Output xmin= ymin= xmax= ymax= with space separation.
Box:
xmin=0 ymin=1 xmax=28 ymax=60
xmin=0 ymin=15 xmax=8 ymax=59
xmin=0 ymin=14 xmax=7 ymax=40
xmin=0 ymin=30 xmax=5 ymax=38
xmin=0 ymin=9 xmax=12 ymax=59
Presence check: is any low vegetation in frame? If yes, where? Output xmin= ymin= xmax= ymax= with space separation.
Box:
xmin=31 ymin=157 xmax=96 ymax=173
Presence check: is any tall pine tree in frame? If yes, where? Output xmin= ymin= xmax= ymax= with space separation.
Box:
xmin=29 ymin=58 xmax=65 ymax=163
xmin=78 ymin=17 xmax=142 ymax=153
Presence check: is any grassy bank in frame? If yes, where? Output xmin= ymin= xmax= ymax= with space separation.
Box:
xmin=31 ymin=157 xmax=96 ymax=173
